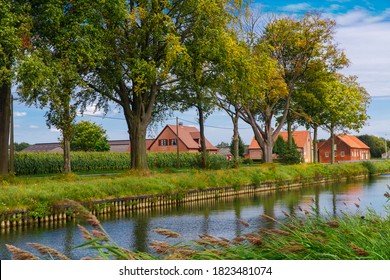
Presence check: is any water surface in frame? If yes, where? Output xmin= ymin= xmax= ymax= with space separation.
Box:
xmin=1 ymin=175 xmax=389 ymax=259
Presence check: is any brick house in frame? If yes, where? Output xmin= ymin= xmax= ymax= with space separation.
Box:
xmin=148 ymin=124 xmax=218 ymax=154
xmin=248 ymin=130 xmax=313 ymax=163
xmin=318 ymin=134 xmax=370 ymax=163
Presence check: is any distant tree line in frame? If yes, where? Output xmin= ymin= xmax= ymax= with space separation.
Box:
xmin=357 ymin=134 xmax=390 ymax=158
xmin=0 ymin=1 xmax=370 ymax=175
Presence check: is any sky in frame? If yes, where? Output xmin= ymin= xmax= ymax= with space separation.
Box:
xmin=11 ymin=0 xmax=390 ymax=146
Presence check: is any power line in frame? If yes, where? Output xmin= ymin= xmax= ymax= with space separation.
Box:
xmin=78 ymin=113 xmax=254 ymax=130
xmin=78 ymin=113 xmax=125 ymax=120
xmin=177 ymin=117 xmax=253 ymax=130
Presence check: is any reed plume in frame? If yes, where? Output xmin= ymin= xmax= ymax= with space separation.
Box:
xmin=6 ymin=244 xmax=39 ymax=260
xmin=27 ymin=243 xmax=70 ymax=260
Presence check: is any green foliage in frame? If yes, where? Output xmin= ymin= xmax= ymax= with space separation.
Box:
xmin=230 ymin=135 xmax=245 ymax=158
xmin=273 ymin=135 xmax=301 ymax=164
xmin=357 ymin=134 xmax=387 ymax=158
xmin=71 ymin=121 xmax=109 ymax=152
xmin=273 ymin=135 xmax=286 ymax=155
xmin=14 ymin=142 xmax=30 ymax=152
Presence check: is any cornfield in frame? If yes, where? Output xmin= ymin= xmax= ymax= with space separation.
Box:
xmin=14 ymin=152 xmax=229 ymax=175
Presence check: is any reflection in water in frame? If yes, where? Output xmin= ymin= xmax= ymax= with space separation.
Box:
xmin=1 ymin=175 xmax=389 ymax=260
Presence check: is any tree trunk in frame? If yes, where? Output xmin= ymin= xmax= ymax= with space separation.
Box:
xmin=313 ymin=125 xmax=318 ymax=163
xmin=287 ymin=119 xmax=293 ymax=149
xmin=129 ymin=118 xmax=149 ymax=170
xmin=232 ymin=112 xmax=239 ymax=167
xmin=63 ymin=136 xmax=71 ymax=173
xmin=62 ymin=94 xmax=73 ymax=174
xmin=198 ymin=104 xmax=207 ymax=169
xmin=263 ymin=132 xmax=274 ymax=163
xmin=0 ymin=82 xmax=11 ymax=175
xmin=262 ymin=112 xmax=276 ymax=163
xmin=120 ymin=81 xmax=156 ymax=171
xmin=330 ymin=127 xmax=335 ymax=164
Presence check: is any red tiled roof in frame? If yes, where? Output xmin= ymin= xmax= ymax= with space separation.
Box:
xmin=166 ymin=125 xmax=217 ymax=151
xmin=248 ymin=131 xmax=311 ymax=150
xmin=337 ymin=135 xmax=369 ymax=149
xmin=278 ymin=131 xmax=310 ymax=148
xmin=249 ymin=137 xmax=259 ymax=149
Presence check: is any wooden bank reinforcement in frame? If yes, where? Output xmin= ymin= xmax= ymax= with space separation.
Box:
xmin=0 ymin=175 xmax=366 ymax=230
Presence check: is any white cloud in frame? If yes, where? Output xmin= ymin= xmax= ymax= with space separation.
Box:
xmin=14 ymin=112 xmax=27 ymax=117
xmin=280 ymin=3 xmax=312 ymax=13
xmin=29 ymin=125 xmax=39 ymax=129
xmin=335 ymin=20 xmax=390 ymax=97
xmin=50 ymin=127 xmax=60 ymax=133
xmin=78 ymin=104 xmax=105 ymax=116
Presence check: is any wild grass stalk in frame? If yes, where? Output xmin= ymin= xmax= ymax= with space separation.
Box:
xmin=6 ymin=196 xmax=390 ymax=260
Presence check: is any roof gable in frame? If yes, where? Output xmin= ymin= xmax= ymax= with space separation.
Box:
xmin=337 ymin=135 xmax=370 ymax=149
xmin=150 ymin=125 xmax=217 ymax=150
xmin=21 ymin=143 xmax=62 ymax=152
xmin=248 ymin=130 xmax=311 ymax=150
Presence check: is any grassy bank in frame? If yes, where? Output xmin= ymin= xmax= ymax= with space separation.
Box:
xmin=1 ymin=161 xmax=390 ymax=214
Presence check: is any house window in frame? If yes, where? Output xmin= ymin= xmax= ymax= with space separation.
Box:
xmin=159 ymin=139 xmax=168 ymax=146
xmin=194 ymin=138 xmax=200 ymax=144
xmin=325 ymin=152 xmax=329 ymax=158
xmin=341 ymin=151 xmax=345 ymax=157
xmin=170 ymin=139 xmax=177 ymax=146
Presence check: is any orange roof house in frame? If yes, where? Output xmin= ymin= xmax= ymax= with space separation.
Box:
xmin=318 ymin=134 xmax=370 ymax=163
xmin=248 ymin=131 xmax=313 ymax=163
xmin=148 ymin=124 xmax=218 ymax=154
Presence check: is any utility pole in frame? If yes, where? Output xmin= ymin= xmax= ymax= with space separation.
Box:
xmin=9 ymin=95 xmax=15 ymax=173
xmin=176 ymin=117 xmax=180 ymax=168
xmin=385 ymin=134 xmax=388 ymax=159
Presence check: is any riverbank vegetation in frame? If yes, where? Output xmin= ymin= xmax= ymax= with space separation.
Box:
xmin=1 ymin=161 xmax=390 ymax=214
xmin=7 ymin=192 xmax=390 ymax=260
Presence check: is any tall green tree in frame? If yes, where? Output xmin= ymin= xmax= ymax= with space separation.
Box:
xmin=214 ymin=31 xmax=254 ymax=167
xmin=17 ymin=0 xmax=108 ymax=173
xmin=174 ymin=2 xmax=242 ymax=168
xmin=0 ymin=1 xmax=29 ymax=175
xmin=321 ymin=74 xmax=370 ymax=163
xmin=241 ymin=14 xmax=348 ymax=163
xmin=82 ymin=0 xmax=243 ymax=170
xmin=292 ymin=64 xmax=335 ymax=163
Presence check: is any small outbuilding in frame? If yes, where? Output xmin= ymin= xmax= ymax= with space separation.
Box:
xmin=248 ymin=130 xmax=313 ymax=163
xmin=318 ymin=134 xmax=370 ymax=163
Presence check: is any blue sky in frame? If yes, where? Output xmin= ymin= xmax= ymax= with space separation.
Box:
xmin=12 ymin=0 xmax=390 ymax=145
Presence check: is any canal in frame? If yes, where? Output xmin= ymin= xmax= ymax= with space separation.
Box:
xmin=1 ymin=174 xmax=389 ymax=260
